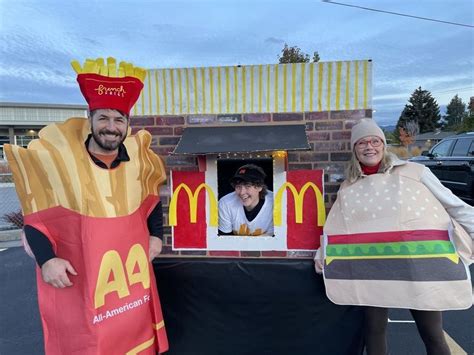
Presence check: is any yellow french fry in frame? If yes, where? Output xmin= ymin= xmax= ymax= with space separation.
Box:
xmin=125 ymin=63 xmax=134 ymax=77
xmin=72 ymin=56 xmax=145 ymax=82
xmin=83 ymin=59 xmax=97 ymax=73
xmin=107 ymin=57 xmax=117 ymax=77
xmin=70 ymin=60 xmax=82 ymax=74
xmin=134 ymin=68 xmax=147 ymax=81
xmin=118 ymin=61 xmax=127 ymax=77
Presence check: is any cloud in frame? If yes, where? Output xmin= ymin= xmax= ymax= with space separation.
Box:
xmin=82 ymin=37 xmax=101 ymax=46
xmin=265 ymin=37 xmax=285 ymax=45
xmin=0 ymin=0 xmax=471 ymax=127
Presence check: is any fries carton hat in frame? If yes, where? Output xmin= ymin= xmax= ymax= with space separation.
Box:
xmin=71 ymin=57 xmax=146 ymax=115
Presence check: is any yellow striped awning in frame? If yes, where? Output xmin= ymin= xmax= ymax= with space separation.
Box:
xmin=133 ymin=60 xmax=372 ymax=116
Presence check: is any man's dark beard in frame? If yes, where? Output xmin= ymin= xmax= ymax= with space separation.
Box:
xmin=91 ymin=129 xmax=126 ymax=151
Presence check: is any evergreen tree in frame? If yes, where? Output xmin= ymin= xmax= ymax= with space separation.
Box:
xmin=395 ymin=87 xmax=441 ymax=138
xmin=278 ymin=44 xmax=320 ymax=64
xmin=461 ymin=113 xmax=474 ymax=131
xmin=444 ymin=94 xmax=466 ymax=128
xmin=460 ymin=97 xmax=474 ymax=131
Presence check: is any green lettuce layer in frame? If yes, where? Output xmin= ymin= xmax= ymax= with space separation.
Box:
xmin=326 ymin=240 xmax=455 ymax=257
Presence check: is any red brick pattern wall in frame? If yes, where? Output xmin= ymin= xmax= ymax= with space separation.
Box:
xmin=131 ymin=109 xmax=372 ymax=258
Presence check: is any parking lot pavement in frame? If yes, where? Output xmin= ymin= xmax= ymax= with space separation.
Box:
xmin=1 ymin=247 xmax=473 ymax=355
xmin=388 ymin=306 xmax=473 ymax=355
xmin=0 ymin=246 xmax=43 ymax=355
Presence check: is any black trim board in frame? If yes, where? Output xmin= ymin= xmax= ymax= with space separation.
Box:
xmin=173 ymin=124 xmax=310 ymax=154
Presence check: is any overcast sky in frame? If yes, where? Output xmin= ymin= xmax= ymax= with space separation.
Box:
xmin=0 ymin=0 xmax=473 ymax=126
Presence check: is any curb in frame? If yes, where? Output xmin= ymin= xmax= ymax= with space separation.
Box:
xmin=0 ymin=229 xmax=22 ymax=242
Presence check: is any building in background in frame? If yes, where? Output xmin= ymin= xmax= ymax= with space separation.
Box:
xmin=0 ymin=102 xmax=87 ymax=230
xmin=0 ymin=102 xmax=87 ymax=159
xmin=413 ymin=130 xmax=456 ymax=151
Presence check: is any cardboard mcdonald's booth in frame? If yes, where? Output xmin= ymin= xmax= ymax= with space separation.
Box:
xmin=133 ymin=60 xmax=373 ymax=354
xmin=169 ymin=124 xmax=325 ymax=251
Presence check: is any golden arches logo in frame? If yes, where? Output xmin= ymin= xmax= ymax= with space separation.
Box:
xmin=169 ymin=183 xmax=218 ymax=226
xmin=274 ymin=182 xmax=325 ymax=226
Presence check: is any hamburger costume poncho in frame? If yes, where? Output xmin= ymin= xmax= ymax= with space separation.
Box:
xmin=323 ymin=161 xmax=472 ymax=311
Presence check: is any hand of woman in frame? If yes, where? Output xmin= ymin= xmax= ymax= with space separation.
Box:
xmin=314 ymin=258 xmax=324 ymax=274
xmin=314 ymin=248 xmax=324 ymax=274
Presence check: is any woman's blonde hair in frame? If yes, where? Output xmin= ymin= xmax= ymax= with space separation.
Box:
xmin=345 ymin=146 xmax=398 ymax=184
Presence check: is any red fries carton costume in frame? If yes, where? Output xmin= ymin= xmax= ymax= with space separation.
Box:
xmin=5 ymin=58 xmax=169 ymax=354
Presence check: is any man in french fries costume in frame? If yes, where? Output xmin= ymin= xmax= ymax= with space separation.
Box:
xmin=4 ymin=57 xmax=169 ymax=354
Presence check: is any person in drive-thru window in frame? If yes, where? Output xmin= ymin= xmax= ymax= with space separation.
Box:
xmin=218 ymin=164 xmax=273 ymax=236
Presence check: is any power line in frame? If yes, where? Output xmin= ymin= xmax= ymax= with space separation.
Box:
xmin=322 ymin=1 xmax=474 ymax=28
xmin=431 ymin=86 xmax=473 ymax=94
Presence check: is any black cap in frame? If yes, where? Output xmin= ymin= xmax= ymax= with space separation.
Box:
xmin=230 ymin=164 xmax=266 ymax=185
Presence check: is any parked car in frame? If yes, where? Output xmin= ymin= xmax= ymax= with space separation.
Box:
xmin=410 ymin=132 xmax=474 ymax=205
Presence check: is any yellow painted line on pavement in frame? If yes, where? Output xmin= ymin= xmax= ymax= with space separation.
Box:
xmin=444 ymin=331 xmax=467 ymax=355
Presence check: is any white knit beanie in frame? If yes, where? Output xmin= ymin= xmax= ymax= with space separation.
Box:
xmin=350 ymin=118 xmax=386 ymax=148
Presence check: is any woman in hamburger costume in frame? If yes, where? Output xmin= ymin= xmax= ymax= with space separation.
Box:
xmin=315 ymin=118 xmax=473 ymax=355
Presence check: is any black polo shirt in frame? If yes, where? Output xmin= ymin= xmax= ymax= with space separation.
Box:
xmin=84 ymin=134 xmax=130 ymax=168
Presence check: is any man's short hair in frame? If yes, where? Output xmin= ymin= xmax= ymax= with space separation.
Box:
xmin=88 ymin=108 xmax=129 ymax=120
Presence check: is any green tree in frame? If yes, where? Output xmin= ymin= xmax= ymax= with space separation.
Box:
xmin=460 ymin=97 xmax=474 ymax=131
xmin=444 ymin=94 xmax=466 ymax=128
xmin=395 ymin=87 xmax=441 ymax=140
xmin=461 ymin=114 xmax=474 ymax=131
xmin=382 ymin=128 xmax=397 ymax=145
xmin=278 ymin=44 xmax=320 ymax=64
xmin=312 ymin=52 xmax=320 ymax=63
